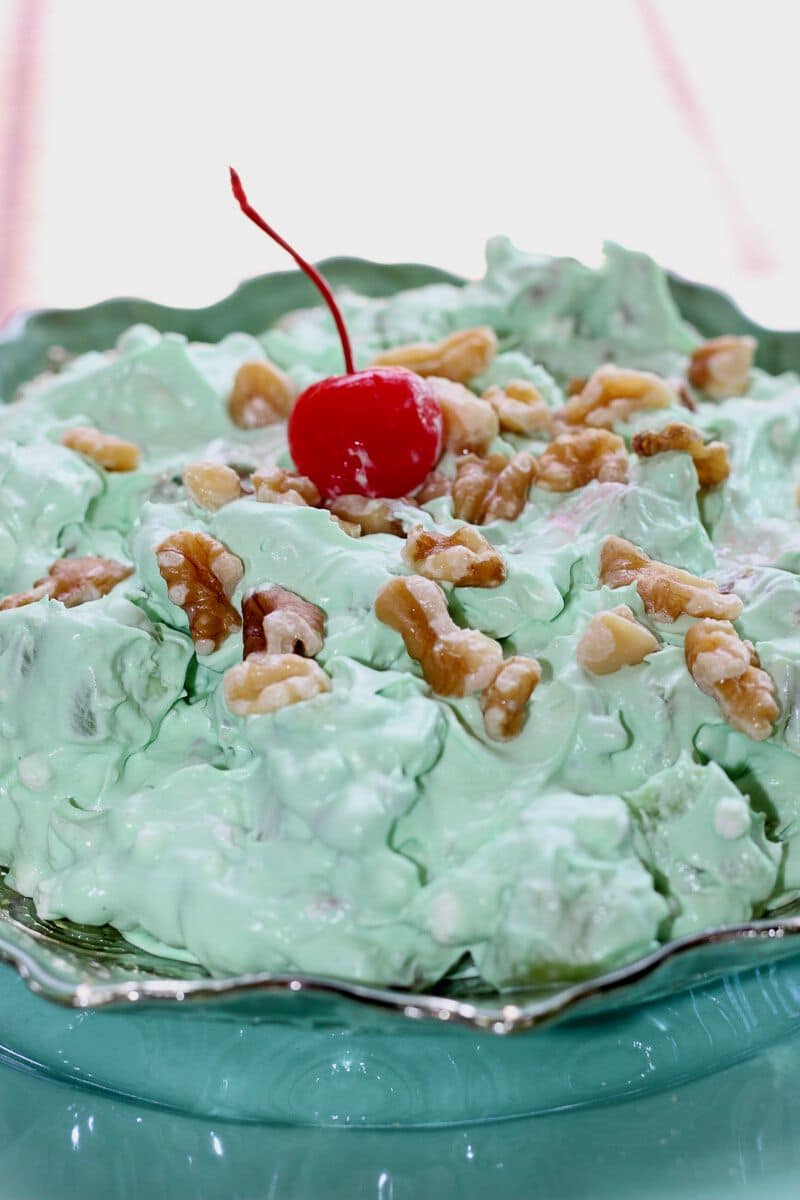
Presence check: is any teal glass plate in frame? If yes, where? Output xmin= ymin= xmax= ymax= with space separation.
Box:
xmin=2 ymin=257 xmax=800 ymax=1044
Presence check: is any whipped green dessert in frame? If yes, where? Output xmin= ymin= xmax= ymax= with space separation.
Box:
xmin=0 ymin=240 xmax=796 ymax=989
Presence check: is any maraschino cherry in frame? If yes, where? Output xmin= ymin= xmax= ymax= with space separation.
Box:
xmin=229 ymin=169 xmax=443 ymax=499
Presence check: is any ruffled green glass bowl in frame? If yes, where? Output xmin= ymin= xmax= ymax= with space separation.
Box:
xmin=2 ymin=258 xmax=800 ymax=1127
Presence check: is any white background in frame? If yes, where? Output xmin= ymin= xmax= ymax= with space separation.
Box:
xmin=0 ymin=0 xmax=798 ymax=324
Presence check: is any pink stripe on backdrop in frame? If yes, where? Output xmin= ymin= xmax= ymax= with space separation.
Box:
xmin=0 ymin=0 xmax=45 ymax=319
xmin=635 ymin=0 xmax=777 ymax=275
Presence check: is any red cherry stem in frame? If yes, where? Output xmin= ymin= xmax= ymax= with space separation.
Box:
xmin=229 ymin=167 xmax=355 ymax=375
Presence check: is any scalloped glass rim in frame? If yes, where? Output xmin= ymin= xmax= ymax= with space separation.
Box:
xmin=2 ymin=255 xmax=800 ymax=1034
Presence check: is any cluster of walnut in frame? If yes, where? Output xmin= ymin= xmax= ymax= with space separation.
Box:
xmin=374 ymin=574 xmax=540 ymax=741
xmin=364 ymin=336 xmax=749 ymax=521
xmin=215 ymin=330 xmax=752 ymax=544
xmin=560 ymin=329 xmax=768 ymax=740
xmin=239 ymin=590 xmax=330 ymax=715
xmin=599 ymin=536 xmax=742 ymax=623
xmin=226 ymin=582 xmax=329 ymax=716
xmin=6 ymin=323 xmax=767 ymax=752
xmin=181 ymin=458 xmax=414 ymax=540
xmin=373 ymin=331 xmax=541 ymax=521
xmin=171 ymin=328 xmax=760 ymax=739
xmin=593 ymin=534 xmax=778 ymax=741
xmin=151 ymin=525 xmax=332 ymax=716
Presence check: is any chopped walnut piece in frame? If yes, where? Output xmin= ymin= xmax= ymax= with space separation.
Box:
xmin=60 ymin=426 xmax=140 ymax=472
xmin=687 ymin=336 xmax=756 ymax=399
xmin=223 ymin=652 xmax=330 ymax=716
xmin=685 ymin=619 xmax=778 ymax=741
xmin=0 ymin=582 xmax=52 ymax=610
xmin=674 ymin=379 xmax=698 ymax=412
xmin=251 ymin=466 xmax=321 ymax=507
xmin=559 ymin=365 xmax=675 ymax=428
xmin=329 ymin=513 xmax=362 ymax=537
xmin=372 ymin=326 xmax=498 ymax=383
xmin=481 ymin=655 xmax=541 ymax=741
xmin=414 ymin=471 xmax=453 ymax=505
xmin=532 ymin=428 xmax=628 ymax=492
xmin=156 ymin=530 xmax=243 ymax=654
xmin=577 ymin=605 xmax=659 ymax=675
xmin=428 ymin=376 xmax=499 ymax=455
xmin=599 ymin=536 xmax=742 ymax=623
xmin=631 ymin=422 xmax=730 ymax=488
xmin=328 ymin=495 xmax=405 ymax=536
xmin=183 ymin=461 xmax=243 ymax=510
xmin=228 ymin=360 xmax=295 ymax=429
xmin=452 ymin=452 xmax=535 ymax=525
xmin=374 ymin=575 xmax=503 ymax=696
xmin=403 ymin=523 xmax=506 ymax=588
xmin=0 ymin=556 xmax=133 ymax=611
xmin=481 ymin=380 xmax=554 ymax=436
xmin=242 ymin=586 xmax=325 ymax=659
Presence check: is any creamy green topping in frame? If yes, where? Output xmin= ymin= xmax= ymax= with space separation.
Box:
xmin=0 ymin=239 xmax=796 ymax=988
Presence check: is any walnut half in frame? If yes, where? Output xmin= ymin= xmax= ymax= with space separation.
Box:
xmin=481 ymin=379 xmax=554 ymax=437
xmin=452 ymin=452 xmax=536 ymax=525
xmin=687 ymin=336 xmax=756 ymax=399
xmin=599 ymin=536 xmax=742 ymax=623
xmin=532 ymin=428 xmax=628 ymax=492
xmin=223 ymin=652 xmax=330 ymax=715
xmin=374 ymin=575 xmax=503 ymax=696
xmin=61 ymin=426 xmax=140 ymax=472
xmin=631 ymin=422 xmax=730 ymax=488
xmin=0 ymin=556 xmax=133 ymax=611
xmin=481 ymin=656 xmax=541 ymax=741
xmin=372 ymin=327 xmax=497 ymax=383
xmin=156 ymin=530 xmax=243 ymax=654
xmin=577 ymin=605 xmax=659 ymax=675
xmin=684 ymin=618 xmax=778 ymax=741
xmin=429 ymin=377 xmax=499 ymax=455
xmin=560 ymin=365 xmax=675 ymax=429
xmin=228 ymin=361 xmax=295 ymax=429
xmin=242 ymin=586 xmax=325 ymax=659
xmin=402 ymin=524 xmax=506 ymax=588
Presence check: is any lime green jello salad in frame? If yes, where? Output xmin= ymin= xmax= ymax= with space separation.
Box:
xmin=1 ymin=239 xmax=797 ymax=988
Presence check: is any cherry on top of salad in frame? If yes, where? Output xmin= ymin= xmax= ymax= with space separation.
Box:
xmin=229 ymin=168 xmax=442 ymax=500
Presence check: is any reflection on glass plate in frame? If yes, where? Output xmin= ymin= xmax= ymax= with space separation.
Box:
xmin=3 ymin=258 xmax=800 ymax=1033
